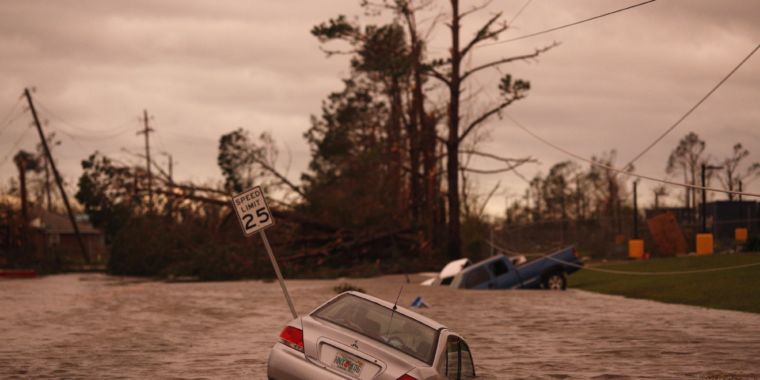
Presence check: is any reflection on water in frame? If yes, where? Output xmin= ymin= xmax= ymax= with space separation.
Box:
xmin=1 ymin=274 xmax=759 ymax=379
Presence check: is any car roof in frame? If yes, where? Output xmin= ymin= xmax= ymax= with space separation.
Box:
xmin=342 ymin=291 xmax=447 ymax=331
xmin=459 ymin=254 xmax=506 ymax=275
xmin=439 ymin=258 xmax=471 ymax=278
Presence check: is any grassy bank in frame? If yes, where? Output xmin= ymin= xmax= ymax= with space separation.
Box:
xmin=569 ymin=253 xmax=760 ymax=314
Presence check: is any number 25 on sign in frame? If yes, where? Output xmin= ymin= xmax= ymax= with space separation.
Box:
xmin=232 ymin=186 xmax=274 ymax=235
xmin=231 ymin=186 xmax=296 ymax=318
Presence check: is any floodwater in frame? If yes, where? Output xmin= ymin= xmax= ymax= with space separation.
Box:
xmin=1 ymin=274 xmax=759 ymax=379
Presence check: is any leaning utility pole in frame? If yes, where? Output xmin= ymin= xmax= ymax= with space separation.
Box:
xmin=23 ymin=88 xmax=90 ymax=264
xmin=44 ymin=157 xmax=52 ymax=211
xmin=138 ymin=110 xmax=154 ymax=208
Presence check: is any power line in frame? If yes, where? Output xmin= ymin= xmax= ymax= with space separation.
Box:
xmin=504 ymin=113 xmax=760 ymax=198
xmin=546 ymin=254 xmax=760 ymax=275
xmin=0 ymin=97 xmax=25 ymax=138
xmin=487 ymin=240 xmax=760 ymax=275
xmin=0 ymin=111 xmax=29 ymax=140
xmin=10 ymin=99 xmax=134 ymax=163
xmin=0 ymin=127 xmax=33 ymax=168
xmin=152 ymin=128 xmax=170 ymax=154
xmin=0 ymin=96 xmax=23 ymax=128
xmin=623 ymin=43 xmax=760 ymax=169
xmin=49 ymin=121 xmax=134 ymax=141
xmin=35 ymin=99 xmax=135 ymax=137
xmin=31 ymin=100 xmax=137 ymax=153
xmin=480 ymin=0 xmax=656 ymax=48
xmin=24 ymin=88 xmax=91 ymax=264
xmin=508 ymin=0 xmax=532 ymax=24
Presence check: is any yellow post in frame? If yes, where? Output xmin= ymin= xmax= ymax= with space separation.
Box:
xmin=696 ymin=233 xmax=714 ymax=255
xmin=628 ymin=239 xmax=644 ymax=259
xmin=735 ymin=228 xmax=748 ymax=243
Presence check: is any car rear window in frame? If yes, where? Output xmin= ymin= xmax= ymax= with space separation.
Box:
xmin=463 ymin=266 xmax=490 ymax=288
xmin=489 ymin=259 xmax=509 ymax=277
xmin=312 ymin=294 xmax=439 ymax=364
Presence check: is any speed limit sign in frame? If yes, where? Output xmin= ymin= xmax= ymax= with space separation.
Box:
xmin=231 ymin=186 xmax=296 ymax=318
xmin=231 ymin=186 xmax=275 ymax=236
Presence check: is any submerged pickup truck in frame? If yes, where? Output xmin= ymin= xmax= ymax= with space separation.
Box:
xmin=449 ymin=246 xmax=583 ymax=290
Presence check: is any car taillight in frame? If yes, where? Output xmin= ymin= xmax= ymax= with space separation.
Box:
xmin=397 ymin=375 xmax=418 ymax=380
xmin=278 ymin=325 xmax=304 ymax=352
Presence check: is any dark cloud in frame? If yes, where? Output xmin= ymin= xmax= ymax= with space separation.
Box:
xmin=0 ymin=0 xmax=758 ymax=214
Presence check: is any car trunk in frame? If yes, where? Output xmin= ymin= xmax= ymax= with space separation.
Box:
xmin=301 ymin=315 xmax=418 ymax=379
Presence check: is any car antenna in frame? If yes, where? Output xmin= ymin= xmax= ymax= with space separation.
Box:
xmin=385 ymin=285 xmax=404 ymax=339
xmin=392 ymin=285 xmax=404 ymax=311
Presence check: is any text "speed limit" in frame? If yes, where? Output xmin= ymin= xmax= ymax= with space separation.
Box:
xmin=232 ymin=186 xmax=274 ymax=236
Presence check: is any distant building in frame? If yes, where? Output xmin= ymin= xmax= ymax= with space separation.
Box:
xmin=28 ymin=210 xmax=108 ymax=265
xmin=705 ymin=200 xmax=759 ymax=240
xmin=646 ymin=201 xmax=759 ymax=241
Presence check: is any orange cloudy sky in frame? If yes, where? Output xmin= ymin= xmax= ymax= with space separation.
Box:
xmin=0 ymin=0 xmax=758 ymax=214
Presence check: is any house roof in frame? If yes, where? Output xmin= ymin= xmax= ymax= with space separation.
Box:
xmin=29 ymin=210 xmax=101 ymax=235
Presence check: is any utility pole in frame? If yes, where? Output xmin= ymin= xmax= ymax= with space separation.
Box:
xmin=41 ymin=133 xmax=59 ymax=211
xmin=13 ymin=155 xmax=29 ymax=250
xmin=633 ymin=180 xmax=639 ymax=239
xmin=24 ymin=88 xmax=90 ymax=264
xmin=44 ymin=157 xmax=52 ymax=211
xmin=138 ymin=110 xmax=154 ymax=208
xmin=701 ymin=163 xmax=707 ymax=233
xmin=738 ymin=180 xmax=743 ymax=202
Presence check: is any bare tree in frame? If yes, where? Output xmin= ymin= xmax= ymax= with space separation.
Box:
xmin=430 ymin=0 xmax=556 ymax=259
xmin=718 ymin=143 xmax=760 ymax=200
xmin=218 ymin=129 xmax=304 ymax=199
xmin=666 ymin=132 xmax=706 ymax=212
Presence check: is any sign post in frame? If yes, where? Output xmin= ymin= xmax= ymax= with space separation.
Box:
xmin=232 ymin=186 xmax=297 ymax=318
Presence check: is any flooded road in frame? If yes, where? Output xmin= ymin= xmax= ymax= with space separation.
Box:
xmin=1 ymin=274 xmax=759 ymax=379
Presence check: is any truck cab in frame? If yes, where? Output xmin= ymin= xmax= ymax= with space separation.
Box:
xmin=449 ymin=246 xmax=583 ymax=290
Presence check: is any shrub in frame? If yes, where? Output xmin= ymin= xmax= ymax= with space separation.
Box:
xmin=333 ymin=283 xmax=365 ymax=294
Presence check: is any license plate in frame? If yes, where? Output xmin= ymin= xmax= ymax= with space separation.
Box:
xmin=333 ymin=351 xmax=364 ymax=377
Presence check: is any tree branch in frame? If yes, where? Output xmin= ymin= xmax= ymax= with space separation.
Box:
xmin=250 ymin=156 xmax=307 ymax=199
xmin=163 ymin=182 xmax=227 ymax=196
xmin=477 ymin=180 xmax=501 ymax=217
xmin=151 ymin=187 xmax=227 ymax=206
xmin=460 ymin=0 xmax=494 ymax=19
xmin=318 ymin=46 xmax=358 ymax=57
xmin=427 ymin=66 xmax=451 ymax=86
xmin=461 ymin=12 xmax=506 ymax=57
xmin=461 ymin=150 xmax=537 ymax=165
xmin=459 ymin=98 xmax=516 ymax=142
xmin=436 ymin=149 xmax=537 ymax=164
xmin=461 ymin=42 xmax=558 ymax=81
xmin=461 ymin=157 xmax=534 ymax=174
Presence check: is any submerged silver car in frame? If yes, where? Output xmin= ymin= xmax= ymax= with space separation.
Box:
xmin=267 ymin=291 xmax=476 ymax=380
